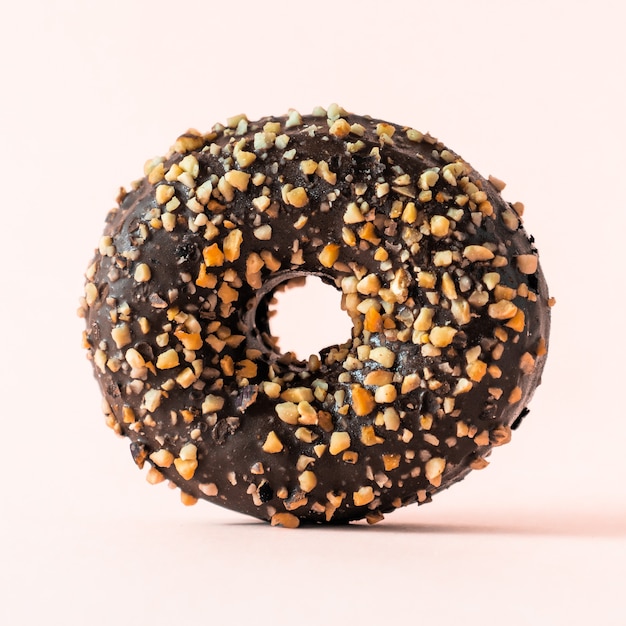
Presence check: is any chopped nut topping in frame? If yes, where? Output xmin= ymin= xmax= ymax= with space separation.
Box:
xmin=156 ymin=348 xmax=180 ymax=370
xmin=133 ymin=263 xmax=151 ymax=282
xmin=463 ymin=245 xmax=495 ymax=262
xmin=174 ymin=457 xmax=198 ymax=480
xmin=198 ymin=483 xmax=218 ymax=497
xmin=429 ymin=326 xmax=457 ymax=348
xmin=353 ymin=486 xmax=375 ymax=506
xmin=150 ymin=449 xmax=174 ymax=468
xmin=425 ymin=457 xmax=446 ymax=487
xmin=383 ymin=454 xmax=401 ymax=471
xmin=374 ymin=384 xmax=397 ymax=404
xmin=285 ymin=187 xmax=309 ymax=207
xmin=271 ymin=512 xmax=300 ymax=529
xmin=253 ymin=224 xmax=272 ymax=240
xmin=329 ymin=431 xmax=351 ymax=455
xmin=430 ymin=215 xmax=450 ymax=237
xmin=329 ymin=118 xmax=351 ymax=138
xmin=369 ymin=347 xmax=395 ymax=367
xmin=488 ymin=300 xmax=519 ymax=320
xmin=271 ymin=397 xmax=300 ymax=423
xmin=298 ymin=470 xmax=317 ymax=493
xmin=319 ymin=243 xmax=340 ymax=268
xmin=515 ymin=254 xmax=538 ymax=274
xmin=262 ymin=431 xmax=284 ymax=453
xmin=351 ymin=385 xmax=376 ymax=416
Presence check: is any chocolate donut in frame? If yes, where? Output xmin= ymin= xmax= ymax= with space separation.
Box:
xmin=80 ymin=104 xmax=552 ymax=526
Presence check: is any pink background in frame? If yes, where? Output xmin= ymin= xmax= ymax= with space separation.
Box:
xmin=1 ymin=0 xmax=624 ymax=624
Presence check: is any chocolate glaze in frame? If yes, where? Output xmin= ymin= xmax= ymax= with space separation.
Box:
xmin=81 ymin=106 xmax=551 ymax=526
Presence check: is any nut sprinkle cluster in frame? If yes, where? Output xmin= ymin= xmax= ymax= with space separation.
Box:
xmin=80 ymin=104 xmax=552 ymax=526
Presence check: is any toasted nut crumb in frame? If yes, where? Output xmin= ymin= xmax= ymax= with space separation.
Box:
xmin=401 ymin=373 xmax=421 ymax=394
xmin=536 ymin=337 xmax=547 ymax=357
xmin=491 ymin=424 xmax=512 ymax=446
xmin=356 ymin=274 xmax=381 ymax=295
xmin=366 ymin=511 xmax=385 ymax=524
xmin=488 ymin=174 xmax=506 ymax=191
xmin=298 ymin=470 xmax=318 ymax=493
xmin=519 ymin=352 xmax=536 ymax=374
xmin=263 ymin=431 xmax=284 ymax=453
xmin=425 ymin=457 xmax=446 ymax=487
xmin=111 ymin=324 xmax=132 ymax=349
xmin=489 ymin=300 xmax=519 ymax=320
xmin=470 ymin=457 xmax=490 ymax=470
xmin=453 ymin=378 xmax=473 ymax=395
xmin=150 ymin=449 xmax=174 ymax=468
xmin=262 ymin=381 xmax=281 ymax=399
xmin=252 ymin=196 xmax=270 ymax=211
xmin=280 ymin=387 xmax=314 ymax=403
xmin=203 ymin=243 xmax=225 ymax=267
xmin=353 ymin=486 xmax=375 ymax=506
xmin=382 ymin=454 xmax=401 ymax=471
xmin=155 ymin=184 xmax=175 ymax=205
xmin=516 ymin=254 xmax=538 ymax=274
xmin=361 ymin=425 xmax=384 ymax=446
xmin=364 ymin=370 xmax=393 ymax=386
xmin=224 ymin=170 xmax=250 ymax=192
xmin=483 ymin=272 xmax=501 ymax=290
xmin=295 ymin=427 xmax=317 ymax=443
xmin=156 ymin=348 xmax=180 ymax=370
xmin=199 ymin=483 xmax=218 ymax=496
xmin=429 ymin=326 xmax=458 ymax=348
xmin=178 ymin=444 xmax=196 ymax=462
xmin=343 ymin=202 xmax=365 ymax=224
xmin=125 ymin=348 xmax=146 ymax=369
xmin=174 ymin=457 xmax=198 ymax=480
xmin=474 ymin=430 xmax=490 ymax=446
xmin=271 ymin=512 xmax=300 ymax=528
xmin=134 ymin=263 xmax=151 ymax=282
xmin=369 ymin=346 xmax=395 ymax=367
xmin=441 ymin=272 xmax=457 ymax=300
xmin=275 ymin=402 xmax=300 ymax=424
xmin=236 ymin=150 xmax=256 ymax=168
xmin=376 ymin=123 xmax=395 ymax=137
xmin=202 ymin=394 xmax=225 ymax=414
xmin=319 ymin=243 xmax=340 ymax=268
xmin=418 ymin=169 xmax=439 ymax=190
xmin=146 ymin=467 xmax=165 ymax=484
xmin=466 ymin=360 xmax=487 ymax=382
xmin=364 ymin=307 xmax=383 ymax=333
xmin=223 ymin=229 xmax=243 ymax=262
xmin=351 ymin=385 xmax=376 ymax=416
xmin=286 ymin=187 xmax=309 ymax=207
xmin=383 ymin=407 xmax=400 ymax=431
xmin=505 ymin=308 xmax=526 ymax=332
xmin=433 ymin=250 xmax=453 ymax=267
xmin=374 ymin=384 xmax=397 ymax=404
xmin=253 ymin=224 xmax=272 ymax=240
xmin=329 ymin=431 xmax=351 ymax=455
xmin=300 ymin=159 xmax=318 ymax=175
xmin=430 ymin=215 xmax=450 ymax=237
xmin=508 ymin=386 xmax=523 ymax=403
xmin=463 ymin=245 xmax=495 ymax=262
xmin=329 ymin=118 xmax=351 ymax=137
xmin=173 ymin=330 xmax=202 ymax=350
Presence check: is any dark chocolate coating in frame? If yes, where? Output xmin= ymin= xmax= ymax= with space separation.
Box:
xmin=81 ymin=106 xmax=551 ymax=526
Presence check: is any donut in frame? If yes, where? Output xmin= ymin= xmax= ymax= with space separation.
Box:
xmin=80 ymin=104 xmax=552 ymax=527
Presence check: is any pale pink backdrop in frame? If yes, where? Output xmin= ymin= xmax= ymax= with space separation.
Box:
xmin=1 ymin=1 xmax=624 ymax=624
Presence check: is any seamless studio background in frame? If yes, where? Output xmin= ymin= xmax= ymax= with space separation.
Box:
xmin=1 ymin=1 xmax=624 ymax=625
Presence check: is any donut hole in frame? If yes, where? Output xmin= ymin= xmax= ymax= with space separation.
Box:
xmin=267 ymin=276 xmax=352 ymax=361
